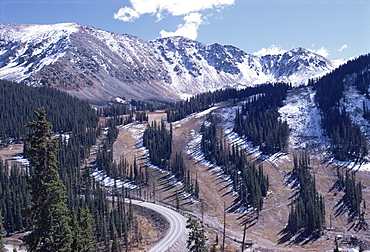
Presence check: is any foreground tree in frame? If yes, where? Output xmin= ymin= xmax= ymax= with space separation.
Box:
xmin=0 ymin=212 xmax=5 ymax=252
xmin=70 ymin=206 xmax=96 ymax=252
xmin=24 ymin=108 xmax=73 ymax=252
xmin=186 ymin=217 xmax=208 ymax=252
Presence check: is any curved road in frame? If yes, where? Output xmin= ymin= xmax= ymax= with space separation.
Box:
xmin=128 ymin=200 xmax=187 ymax=252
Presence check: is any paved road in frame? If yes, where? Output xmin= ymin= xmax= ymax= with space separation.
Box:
xmin=128 ymin=200 xmax=187 ymax=252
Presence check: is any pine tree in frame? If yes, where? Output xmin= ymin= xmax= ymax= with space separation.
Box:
xmin=78 ymin=206 xmax=95 ymax=252
xmin=24 ymin=108 xmax=73 ymax=252
xmin=0 ymin=211 xmax=5 ymax=252
xmin=186 ymin=217 xmax=208 ymax=252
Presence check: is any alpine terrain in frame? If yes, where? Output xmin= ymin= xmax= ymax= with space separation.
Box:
xmin=1 ymin=22 xmax=370 ymax=252
xmin=0 ymin=23 xmax=343 ymax=104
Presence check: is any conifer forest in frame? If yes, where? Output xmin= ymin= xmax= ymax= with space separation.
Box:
xmin=0 ymin=54 xmax=370 ymax=251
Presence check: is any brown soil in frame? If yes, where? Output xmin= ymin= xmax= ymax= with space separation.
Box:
xmin=110 ymin=103 xmax=370 ymax=252
xmin=128 ymin=204 xmax=170 ymax=251
xmin=5 ymin=101 xmax=369 ymax=251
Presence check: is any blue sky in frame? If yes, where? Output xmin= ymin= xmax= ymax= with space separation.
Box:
xmin=1 ymin=0 xmax=369 ymax=59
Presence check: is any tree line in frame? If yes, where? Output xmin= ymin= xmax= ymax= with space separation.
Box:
xmin=201 ymin=116 xmax=269 ymax=212
xmin=98 ymin=99 xmax=163 ymax=117
xmin=0 ymin=79 xmax=99 ymax=141
xmin=143 ymin=120 xmax=200 ymax=199
xmin=0 ymin=160 xmax=30 ymax=233
xmin=0 ymin=79 xmax=151 ymax=250
xmin=1 ymin=109 xmax=149 ymax=251
xmin=166 ymin=84 xmax=292 ymax=123
xmin=286 ymin=153 xmax=325 ymax=237
xmin=336 ymin=168 xmax=367 ymax=229
xmin=233 ymin=83 xmax=290 ymax=155
xmin=143 ymin=120 xmax=172 ymax=169
xmin=313 ymin=54 xmax=370 ymax=161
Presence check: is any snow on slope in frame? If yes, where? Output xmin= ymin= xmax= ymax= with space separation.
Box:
xmin=0 ymin=23 xmax=79 ymax=82
xmin=337 ymin=85 xmax=370 ymax=171
xmin=278 ymin=87 xmax=328 ymax=151
xmin=0 ymin=23 xmax=348 ymax=103
xmin=152 ymin=37 xmax=342 ymax=96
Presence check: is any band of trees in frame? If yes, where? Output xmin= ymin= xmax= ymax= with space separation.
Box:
xmin=286 ymin=153 xmax=325 ymax=237
xmin=166 ymin=83 xmax=292 ymax=123
xmin=313 ymin=54 xmax=370 ymax=161
xmin=143 ymin=120 xmax=200 ymax=199
xmin=0 ymin=80 xmax=152 ymax=251
xmin=336 ymin=168 xmax=367 ymax=230
xmin=143 ymin=120 xmax=172 ymax=169
xmin=166 ymin=83 xmax=290 ymax=156
xmin=200 ymin=117 xmax=269 ymax=212
xmin=0 ymin=79 xmax=99 ymax=142
xmin=233 ymin=83 xmax=289 ymax=155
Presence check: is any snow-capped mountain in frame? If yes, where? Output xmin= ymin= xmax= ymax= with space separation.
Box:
xmin=0 ymin=23 xmax=343 ymax=104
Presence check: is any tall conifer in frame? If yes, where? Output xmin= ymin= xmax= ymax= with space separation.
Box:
xmin=24 ymin=108 xmax=73 ymax=252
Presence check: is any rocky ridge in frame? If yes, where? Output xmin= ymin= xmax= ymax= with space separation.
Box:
xmin=0 ymin=23 xmax=343 ymax=104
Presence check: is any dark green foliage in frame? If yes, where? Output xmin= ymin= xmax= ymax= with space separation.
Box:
xmin=99 ymin=104 xmax=132 ymax=117
xmin=0 ymin=160 xmax=29 ymax=233
xmin=130 ymin=99 xmax=167 ymax=112
xmin=166 ymin=88 xmax=236 ymax=122
xmin=336 ymin=169 xmax=367 ymax=229
xmin=286 ymin=153 xmax=325 ymax=237
xmin=233 ymin=83 xmax=289 ymax=155
xmin=0 ymin=211 xmax=5 ymax=252
xmin=166 ymin=85 xmax=281 ymax=123
xmin=166 ymin=82 xmax=289 ymax=155
xmin=143 ymin=120 xmax=172 ymax=169
xmin=95 ymin=116 xmax=136 ymax=181
xmin=70 ymin=206 xmax=95 ymax=252
xmin=201 ymin=119 xmax=269 ymax=212
xmin=321 ymin=107 xmax=367 ymax=161
xmin=24 ymin=108 xmax=73 ymax=252
xmin=143 ymin=120 xmax=200 ymax=198
xmin=186 ymin=217 xmax=208 ymax=252
xmin=313 ymin=55 xmax=370 ymax=161
xmin=0 ymin=79 xmax=98 ymax=141
xmin=0 ymin=81 xmax=144 ymax=249
xmin=135 ymin=111 xmax=148 ymax=122
xmin=171 ymin=153 xmax=199 ymax=198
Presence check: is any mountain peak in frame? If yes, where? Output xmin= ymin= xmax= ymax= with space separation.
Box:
xmin=0 ymin=23 xmax=345 ymax=104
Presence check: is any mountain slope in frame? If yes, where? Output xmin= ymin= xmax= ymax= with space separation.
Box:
xmin=0 ymin=23 xmax=343 ymax=104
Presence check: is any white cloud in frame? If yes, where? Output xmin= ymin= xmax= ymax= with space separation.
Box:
xmin=114 ymin=6 xmax=140 ymax=22
xmin=313 ymin=47 xmax=329 ymax=58
xmin=114 ymin=0 xmax=234 ymax=39
xmin=160 ymin=12 xmax=203 ymax=40
xmin=116 ymin=0 xmax=234 ymax=17
xmin=253 ymin=45 xmax=287 ymax=57
xmin=338 ymin=44 xmax=348 ymax=52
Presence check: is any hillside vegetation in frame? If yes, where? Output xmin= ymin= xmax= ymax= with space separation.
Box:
xmin=0 ymin=54 xmax=370 ymax=251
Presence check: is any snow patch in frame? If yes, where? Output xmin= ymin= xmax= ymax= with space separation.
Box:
xmin=278 ymin=87 xmax=329 ymax=152
xmin=91 ymin=168 xmax=138 ymax=189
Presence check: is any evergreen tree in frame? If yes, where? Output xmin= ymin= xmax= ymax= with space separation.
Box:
xmin=24 ymin=108 xmax=73 ymax=252
xmin=78 ymin=206 xmax=95 ymax=252
xmin=70 ymin=206 xmax=95 ymax=252
xmin=0 ymin=211 xmax=5 ymax=252
xmin=313 ymin=55 xmax=370 ymax=161
xmin=186 ymin=217 xmax=208 ymax=252
xmin=200 ymin=119 xmax=269 ymax=211
xmin=286 ymin=153 xmax=325 ymax=237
